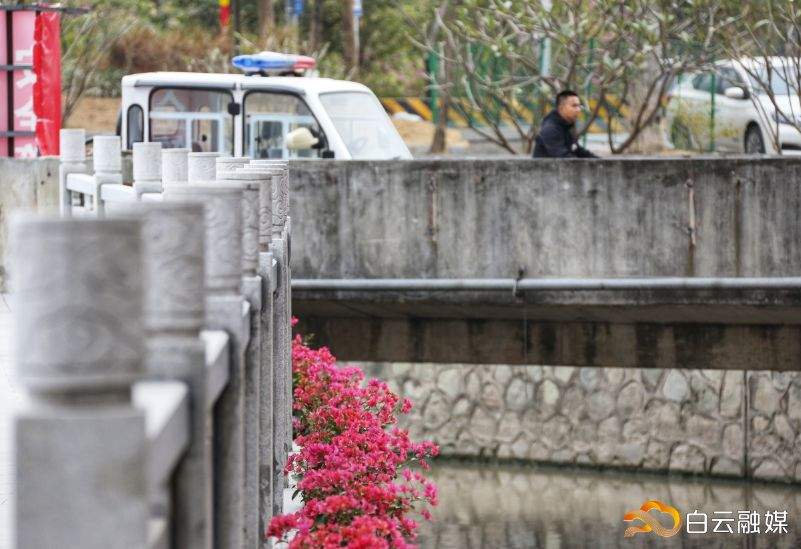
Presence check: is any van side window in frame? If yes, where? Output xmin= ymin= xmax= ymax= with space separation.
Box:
xmin=244 ymin=92 xmax=322 ymax=159
xmin=126 ymin=105 xmax=144 ymax=149
xmin=149 ymin=88 xmax=234 ymax=154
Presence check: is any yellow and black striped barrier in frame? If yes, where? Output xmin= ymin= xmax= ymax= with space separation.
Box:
xmin=381 ymin=97 xmax=630 ymax=134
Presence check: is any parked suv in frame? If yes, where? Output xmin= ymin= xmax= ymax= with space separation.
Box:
xmin=665 ymin=57 xmax=801 ymax=154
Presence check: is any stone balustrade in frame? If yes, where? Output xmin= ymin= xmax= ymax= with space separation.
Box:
xmin=10 ymin=130 xmax=293 ymax=549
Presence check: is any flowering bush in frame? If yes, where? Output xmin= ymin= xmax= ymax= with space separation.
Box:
xmin=266 ymin=321 xmax=439 ymax=548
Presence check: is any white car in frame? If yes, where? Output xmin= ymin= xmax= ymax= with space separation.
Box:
xmin=665 ymin=57 xmax=801 ymax=154
xmin=119 ymin=54 xmax=412 ymax=160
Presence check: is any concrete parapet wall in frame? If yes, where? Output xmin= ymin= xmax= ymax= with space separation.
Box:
xmin=289 ymin=157 xmax=801 ymax=278
xmin=7 ymin=156 xmax=801 ymax=288
xmin=0 ymin=157 xmax=59 ymax=291
xmin=362 ymin=362 xmax=801 ymax=482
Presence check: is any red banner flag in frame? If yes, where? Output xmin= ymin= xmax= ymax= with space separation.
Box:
xmin=33 ymin=12 xmax=61 ymax=156
xmin=219 ymin=0 xmax=231 ymax=27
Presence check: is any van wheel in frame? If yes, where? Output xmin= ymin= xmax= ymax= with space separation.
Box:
xmin=745 ymin=124 xmax=765 ymax=154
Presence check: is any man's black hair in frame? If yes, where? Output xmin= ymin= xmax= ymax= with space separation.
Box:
xmin=555 ymin=90 xmax=579 ymax=108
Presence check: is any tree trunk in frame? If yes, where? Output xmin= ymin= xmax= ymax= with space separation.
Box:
xmin=430 ymin=53 xmax=451 ymax=154
xmin=258 ymin=0 xmax=274 ymax=46
xmin=622 ymin=60 xmax=665 ymax=154
xmin=310 ymin=0 xmax=322 ymax=52
xmin=430 ymin=100 xmax=449 ymax=154
xmin=342 ymin=0 xmax=358 ymax=74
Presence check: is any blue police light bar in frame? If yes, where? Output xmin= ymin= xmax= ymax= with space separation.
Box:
xmin=232 ymin=51 xmax=295 ymax=72
xmin=232 ymin=51 xmax=317 ymax=73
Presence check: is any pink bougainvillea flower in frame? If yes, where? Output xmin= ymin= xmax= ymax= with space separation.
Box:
xmin=266 ymin=323 xmax=439 ymax=548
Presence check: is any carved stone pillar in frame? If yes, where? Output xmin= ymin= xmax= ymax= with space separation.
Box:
xmin=59 ymin=128 xmax=87 ymax=215
xmin=237 ymin=165 xmax=279 ymax=529
xmin=187 ymin=152 xmax=222 ymax=183
xmin=215 ymin=156 xmax=250 ymax=180
xmin=138 ymin=201 xmax=212 ymax=548
xmin=248 ymin=160 xmax=290 ymax=517
xmin=162 ymin=148 xmax=190 ymax=188
xmin=10 ymin=215 xmax=147 ymax=549
xmin=164 ymin=183 xmax=247 ymax=549
xmin=217 ymin=169 xmax=273 ymax=545
xmin=92 ymin=135 xmax=123 ymax=215
xmin=133 ymin=141 xmax=163 ymax=197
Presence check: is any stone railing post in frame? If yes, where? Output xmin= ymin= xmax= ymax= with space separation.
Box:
xmin=133 ymin=142 xmax=163 ymax=198
xmin=239 ymin=165 xmax=279 ymax=536
xmin=164 ymin=183 xmax=247 ymax=549
xmin=218 ymin=169 xmax=269 ymax=546
xmin=138 ymin=201 xmax=211 ymax=548
xmin=10 ymin=215 xmax=147 ymax=549
xmin=188 ymin=152 xmax=221 ymax=183
xmin=216 ymin=156 xmax=250 ymax=179
xmin=162 ymin=148 xmax=190 ymax=188
xmin=248 ymin=160 xmax=291 ymax=517
xmin=59 ymin=128 xmax=87 ymax=216
xmin=92 ymin=135 xmax=123 ymax=216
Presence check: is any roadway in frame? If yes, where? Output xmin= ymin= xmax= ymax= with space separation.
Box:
xmin=0 ymin=294 xmax=16 ymax=549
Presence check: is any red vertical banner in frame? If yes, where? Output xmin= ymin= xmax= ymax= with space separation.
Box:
xmin=220 ymin=0 xmax=231 ymax=27
xmin=0 ymin=15 xmax=9 ymax=157
xmin=33 ymin=12 xmax=60 ymax=156
xmin=12 ymin=10 xmax=37 ymax=158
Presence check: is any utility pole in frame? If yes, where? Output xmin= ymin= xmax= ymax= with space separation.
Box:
xmin=342 ymin=0 xmax=358 ymax=74
xmin=286 ymin=0 xmax=301 ymax=49
xmin=310 ymin=0 xmax=322 ymax=52
xmin=233 ymin=0 xmax=241 ymax=54
xmin=353 ymin=0 xmax=361 ymax=64
xmin=540 ymin=0 xmax=552 ymax=78
xmin=258 ymin=0 xmax=274 ymax=46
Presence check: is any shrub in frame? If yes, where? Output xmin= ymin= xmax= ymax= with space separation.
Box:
xmin=267 ymin=323 xmax=439 ymax=548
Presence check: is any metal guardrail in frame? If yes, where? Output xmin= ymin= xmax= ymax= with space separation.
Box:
xmin=293 ymin=277 xmax=801 ymax=291
xmin=10 ymin=129 xmax=293 ymax=549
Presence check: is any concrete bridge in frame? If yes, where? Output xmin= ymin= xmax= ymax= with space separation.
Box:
xmin=0 ymin=148 xmax=801 ymax=546
xmin=289 ymin=158 xmax=801 ymax=369
xmin=288 ymin=158 xmax=801 ymax=482
xmin=1 ymin=134 xmax=294 ymax=549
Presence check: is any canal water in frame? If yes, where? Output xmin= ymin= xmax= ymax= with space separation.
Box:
xmin=415 ymin=460 xmax=801 ymax=548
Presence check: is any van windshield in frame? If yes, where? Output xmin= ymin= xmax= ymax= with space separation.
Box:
xmin=319 ymin=92 xmax=410 ymax=159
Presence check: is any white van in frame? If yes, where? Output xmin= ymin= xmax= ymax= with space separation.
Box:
xmin=119 ymin=69 xmax=412 ymax=160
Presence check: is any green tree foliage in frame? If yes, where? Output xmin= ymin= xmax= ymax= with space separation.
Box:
xmin=720 ymin=0 xmax=801 ymax=153
xmin=61 ymin=0 xmax=428 ymax=108
xmin=421 ymin=0 xmax=738 ymax=154
xmin=60 ymin=0 xmax=144 ymax=122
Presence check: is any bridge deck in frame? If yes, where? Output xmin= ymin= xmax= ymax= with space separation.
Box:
xmin=295 ymin=289 xmax=801 ymax=324
xmin=294 ymin=287 xmax=801 ymax=369
xmin=0 ymin=295 xmax=15 ymax=549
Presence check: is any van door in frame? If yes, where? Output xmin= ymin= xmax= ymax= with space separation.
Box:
xmin=244 ymin=91 xmax=323 ymax=159
xmin=149 ymin=88 xmax=235 ymax=153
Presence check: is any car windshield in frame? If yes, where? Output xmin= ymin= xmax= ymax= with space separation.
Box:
xmin=749 ymin=64 xmax=799 ymax=95
xmin=319 ymin=91 xmax=409 ymax=159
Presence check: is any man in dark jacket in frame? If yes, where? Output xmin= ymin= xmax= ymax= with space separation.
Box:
xmin=533 ymin=90 xmax=598 ymax=158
